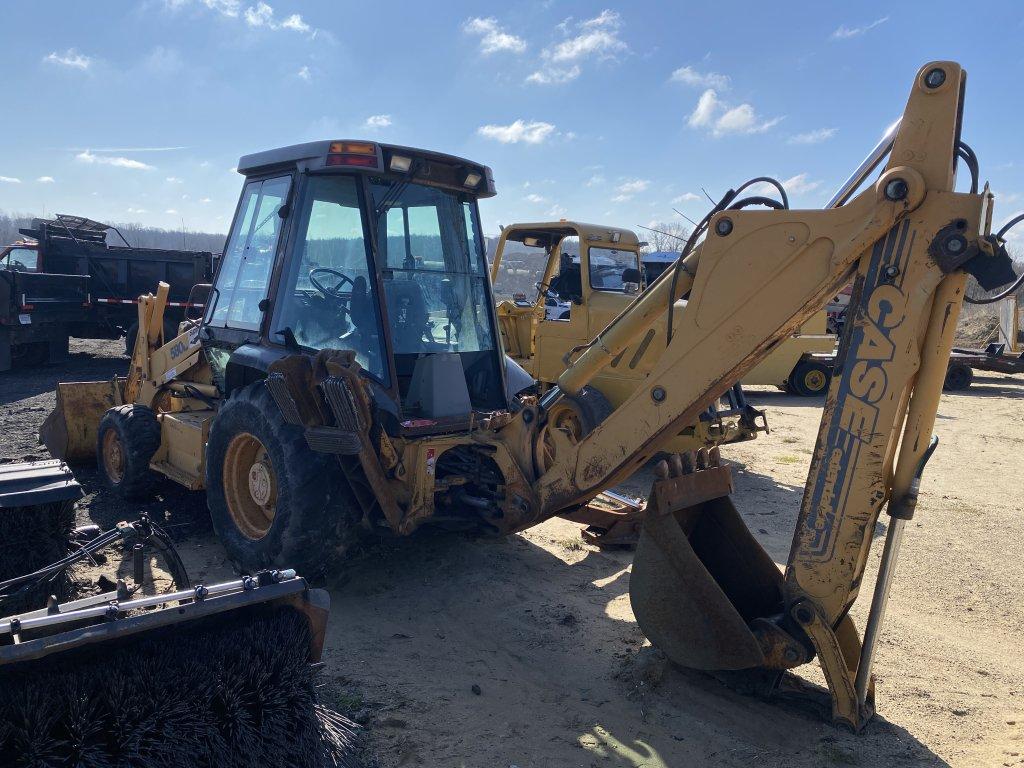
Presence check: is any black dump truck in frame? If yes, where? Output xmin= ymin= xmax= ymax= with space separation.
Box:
xmin=1 ymin=215 xmax=215 ymax=371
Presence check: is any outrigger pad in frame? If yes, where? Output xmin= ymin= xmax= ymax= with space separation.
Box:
xmin=630 ymin=494 xmax=785 ymax=671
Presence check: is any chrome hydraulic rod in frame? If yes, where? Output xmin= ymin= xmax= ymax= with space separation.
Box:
xmin=854 ymin=272 xmax=965 ymax=706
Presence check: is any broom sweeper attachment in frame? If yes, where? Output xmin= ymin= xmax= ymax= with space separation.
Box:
xmin=0 ymin=524 xmax=358 ymax=767
xmin=0 ymin=460 xmax=82 ymax=614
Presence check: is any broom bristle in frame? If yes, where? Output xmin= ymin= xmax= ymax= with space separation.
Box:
xmin=0 ymin=605 xmax=360 ymax=768
xmin=0 ymin=499 xmax=76 ymax=614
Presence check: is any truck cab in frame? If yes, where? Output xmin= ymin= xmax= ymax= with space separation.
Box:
xmin=0 ymin=239 xmax=89 ymax=371
xmin=0 ymin=241 xmax=40 ymax=272
xmin=492 ymin=221 xmax=762 ymax=451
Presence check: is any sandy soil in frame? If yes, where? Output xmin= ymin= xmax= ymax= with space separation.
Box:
xmin=1 ymin=339 xmax=1022 ymax=767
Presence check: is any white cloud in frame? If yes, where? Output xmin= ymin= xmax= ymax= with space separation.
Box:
xmin=525 ymin=193 xmax=547 ymax=203
xmin=244 ymin=2 xmax=273 ymax=26
xmin=363 ymin=114 xmax=392 ymax=129
xmin=673 ymin=192 xmax=701 ymax=203
xmin=687 ymin=88 xmax=782 ymax=137
xmin=788 ymin=127 xmax=837 ymax=145
xmin=76 ymin=150 xmax=154 ymax=170
xmin=547 ymin=204 xmax=567 ymax=218
xmin=200 ymin=197 xmax=212 ymax=203
xmin=586 ymin=174 xmax=606 ymax=187
xmin=127 ymin=207 xmax=148 ymax=214
xmin=780 ymin=173 xmax=820 ymax=195
xmin=687 ymin=89 xmax=720 ymax=128
xmin=526 ymin=65 xmax=580 ymax=85
xmin=748 ymin=173 xmax=821 ymax=198
xmin=280 ymin=13 xmax=310 ymax=32
xmin=831 ymin=16 xmax=888 ymax=40
xmin=0 ymin=176 xmax=21 ymax=184
xmin=44 ymin=49 xmax=91 ymax=70
xmin=68 ymin=146 xmax=186 ymax=153
xmin=528 ymin=9 xmax=627 ymax=85
xmin=297 ymin=65 xmax=311 ymax=81
xmin=463 ymin=17 xmax=526 ymax=55
xmin=199 ymin=0 xmax=240 ymax=17
xmin=166 ymin=176 xmax=184 ymax=184
xmin=670 ymin=66 xmax=729 ymax=90
xmin=477 ymin=119 xmax=556 ymax=145
xmin=612 ymin=178 xmax=649 ymax=202
xmin=37 ymin=176 xmax=55 ymax=184
xmin=165 ymin=209 xmax=179 ymax=215
xmin=175 ymin=0 xmax=312 ymax=33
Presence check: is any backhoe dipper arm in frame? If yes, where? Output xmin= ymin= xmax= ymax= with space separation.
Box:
xmin=530 ymin=62 xmax=1010 ymax=729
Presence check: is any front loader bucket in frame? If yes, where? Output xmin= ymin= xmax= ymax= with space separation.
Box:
xmin=39 ymin=378 xmax=124 ymax=462
xmin=629 ymin=462 xmax=785 ymax=671
xmin=0 ymin=573 xmax=358 ymax=767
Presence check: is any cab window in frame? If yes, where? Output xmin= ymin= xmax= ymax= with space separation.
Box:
xmin=6 ymin=247 xmax=38 ymax=271
xmin=272 ymin=175 xmax=387 ymax=381
xmin=588 ymin=246 xmax=640 ymax=292
xmin=371 ymin=179 xmax=493 ymax=355
xmin=210 ymin=175 xmax=291 ymax=331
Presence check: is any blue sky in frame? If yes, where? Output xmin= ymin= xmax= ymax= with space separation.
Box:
xmin=1 ymin=1 xmax=1023 ymax=241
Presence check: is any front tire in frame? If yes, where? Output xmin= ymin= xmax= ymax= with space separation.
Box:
xmin=97 ymin=404 xmax=161 ymax=500
xmin=206 ymin=381 xmax=361 ymax=575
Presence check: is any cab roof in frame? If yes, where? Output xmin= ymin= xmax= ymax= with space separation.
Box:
xmin=503 ymin=221 xmax=640 ymax=249
xmin=236 ymin=140 xmax=496 ymax=198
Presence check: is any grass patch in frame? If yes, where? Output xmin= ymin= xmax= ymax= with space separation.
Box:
xmin=774 ymin=454 xmax=802 ymax=465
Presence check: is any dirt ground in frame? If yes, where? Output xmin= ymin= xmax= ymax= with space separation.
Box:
xmin=1 ymin=338 xmax=1022 ymax=768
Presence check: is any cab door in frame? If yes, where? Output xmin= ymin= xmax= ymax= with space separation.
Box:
xmin=533 ymin=234 xmax=590 ymax=387
xmin=580 ymin=243 xmax=646 ymax=405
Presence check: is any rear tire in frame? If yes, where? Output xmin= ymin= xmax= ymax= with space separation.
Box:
xmin=788 ymin=359 xmax=832 ymax=397
xmin=97 ymin=404 xmax=162 ymax=500
xmin=11 ymin=341 xmax=49 ymax=367
xmin=206 ymin=381 xmax=362 ymax=575
xmin=943 ymin=362 xmax=973 ymax=391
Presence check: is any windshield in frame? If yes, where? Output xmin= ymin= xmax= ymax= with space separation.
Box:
xmin=371 ymin=179 xmax=495 ymax=355
xmin=209 ymin=175 xmax=291 ymax=331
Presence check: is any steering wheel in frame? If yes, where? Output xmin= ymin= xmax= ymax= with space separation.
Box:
xmin=309 ymin=267 xmax=355 ymax=299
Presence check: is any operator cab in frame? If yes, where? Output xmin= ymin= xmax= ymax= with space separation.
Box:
xmin=203 ymin=140 xmax=504 ymax=429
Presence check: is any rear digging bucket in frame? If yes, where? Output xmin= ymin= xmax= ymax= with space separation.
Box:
xmin=630 ymin=490 xmax=785 ymax=671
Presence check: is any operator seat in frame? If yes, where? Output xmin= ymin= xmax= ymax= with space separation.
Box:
xmin=384 ymin=278 xmax=430 ymax=352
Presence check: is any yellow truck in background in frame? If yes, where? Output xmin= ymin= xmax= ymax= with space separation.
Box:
xmin=493 ymin=221 xmax=836 ymax=401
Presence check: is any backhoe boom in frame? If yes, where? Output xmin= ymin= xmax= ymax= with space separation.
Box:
xmin=532 ymin=61 xmax=1015 ymax=729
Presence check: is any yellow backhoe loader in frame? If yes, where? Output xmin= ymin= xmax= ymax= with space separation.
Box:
xmin=493 ymin=220 xmax=835 ymax=397
xmin=40 ymin=62 xmax=1020 ymax=729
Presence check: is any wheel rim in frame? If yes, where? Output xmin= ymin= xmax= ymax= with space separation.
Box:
xmin=804 ymin=369 xmax=828 ymax=393
xmin=223 ymin=432 xmax=278 ymax=540
xmin=102 ymin=429 xmax=125 ymax=484
xmin=535 ymin=402 xmax=586 ymax=473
